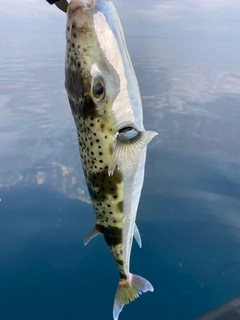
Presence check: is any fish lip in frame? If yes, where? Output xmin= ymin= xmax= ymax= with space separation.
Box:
xmin=68 ymin=0 xmax=98 ymax=15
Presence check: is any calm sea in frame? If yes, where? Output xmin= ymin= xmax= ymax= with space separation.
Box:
xmin=1 ymin=30 xmax=240 ymax=320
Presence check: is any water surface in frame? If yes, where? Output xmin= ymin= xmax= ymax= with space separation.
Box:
xmin=1 ymin=30 xmax=240 ymax=320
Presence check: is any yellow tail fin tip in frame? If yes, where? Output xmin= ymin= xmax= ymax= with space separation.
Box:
xmin=113 ymin=273 xmax=153 ymax=320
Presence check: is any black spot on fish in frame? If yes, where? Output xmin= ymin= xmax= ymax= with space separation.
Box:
xmin=116 ymin=259 xmax=124 ymax=267
xmin=88 ymin=185 xmax=97 ymax=200
xmin=117 ymin=201 xmax=123 ymax=212
xmin=100 ymin=225 xmax=122 ymax=247
xmin=120 ymin=273 xmax=127 ymax=280
xmin=65 ymin=70 xmax=98 ymax=118
xmin=88 ymin=168 xmax=122 ymax=202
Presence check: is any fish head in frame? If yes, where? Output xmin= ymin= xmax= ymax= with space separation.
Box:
xmin=65 ymin=0 xmax=122 ymax=121
xmin=65 ymin=0 xmax=144 ymax=131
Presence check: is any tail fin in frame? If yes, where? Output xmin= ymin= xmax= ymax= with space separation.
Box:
xmin=113 ymin=273 xmax=154 ymax=320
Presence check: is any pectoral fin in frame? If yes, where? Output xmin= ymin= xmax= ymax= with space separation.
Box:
xmin=108 ymin=130 xmax=158 ymax=176
xmin=84 ymin=226 xmax=101 ymax=246
xmin=134 ymin=223 xmax=142 ymax=248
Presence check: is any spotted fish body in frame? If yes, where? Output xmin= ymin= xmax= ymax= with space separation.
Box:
xmin=65 ymin=0 xmax=157 ymax=319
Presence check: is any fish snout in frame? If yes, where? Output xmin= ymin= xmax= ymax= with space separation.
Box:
xmin=68 ymin=0 xmax=98 ymax=15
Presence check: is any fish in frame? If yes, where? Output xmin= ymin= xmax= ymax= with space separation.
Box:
xmin=64 ymin=0 xmax=157 ymax=319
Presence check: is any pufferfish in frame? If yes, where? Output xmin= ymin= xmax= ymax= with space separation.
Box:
xmin=63 ymin=0 xmax=158 ymax=319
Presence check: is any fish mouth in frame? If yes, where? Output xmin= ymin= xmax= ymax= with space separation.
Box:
xmin=68 ymin=0 xmax=98 ymax=14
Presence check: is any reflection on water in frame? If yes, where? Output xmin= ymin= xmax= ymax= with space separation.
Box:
xmin=1 ymin=30 xmax=240 ymax=320
xmin=0 ymin=161 xmax=90 ymax=203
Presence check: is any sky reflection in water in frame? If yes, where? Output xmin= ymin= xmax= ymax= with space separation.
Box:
xmin=0 ymin=30 xmax=240 ymax=320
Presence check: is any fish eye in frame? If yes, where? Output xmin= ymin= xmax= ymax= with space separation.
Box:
xmin=92 ymin=78 xmax=105 ymax=101
xmin=94 ymin=82 xmax=104 ymax=96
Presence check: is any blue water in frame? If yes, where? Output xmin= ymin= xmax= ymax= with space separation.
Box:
xmin=1 ymin=30 xmax=240 ymax=320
